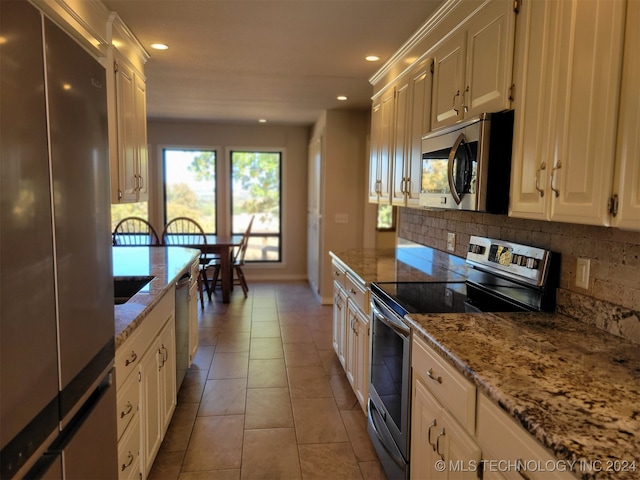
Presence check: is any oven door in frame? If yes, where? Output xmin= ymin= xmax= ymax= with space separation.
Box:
xmin=368 ymin=295 xmax=411 ymax=463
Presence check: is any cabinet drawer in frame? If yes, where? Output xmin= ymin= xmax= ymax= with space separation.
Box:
xmin=476 ymin=393 xmax=575 ymax=480
xmin=115 ymin=327 xmax=146 ymax=390
xmin=412 ymin=335 xmax=476 ymax=433
xmin=345 ymin=273 xmax=368 ymax=314
xmin=331 ymin=260 xmax=347 ymax=289
xmin=116 ymin=372 xmax=140 ymax=440
xmin=117 ymin=413 xmax=141 ymax=480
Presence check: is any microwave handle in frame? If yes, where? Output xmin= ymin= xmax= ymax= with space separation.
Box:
xmin=447 ymin=133 xmax=466 ymax=205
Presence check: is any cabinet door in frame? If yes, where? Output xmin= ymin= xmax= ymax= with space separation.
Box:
xmin=352 ymin=306 xmax=370 ymax=412
xmin=411 ymin=377 xmax=445 ymax=480
xmin=158 ymin=319 xmax=176 ymax=434
xmin=369 ymin=89 xmax=394 ymax=204
xmin=464 ymin=0 xmax=515 ymax=117
xmin=441 ymin=409 xmax=482 ymax=480
xmin=140 ymin=347 xmax=161 ymax=477
xmin=548 ymin=0 xmax=625 ymax=225
xmin=431 ymin=30 xmax=466 ymax=130
xmin=406 ymin=60 xmax=433 ymax=207
xmin=391 ymin=79 xmax=410 ymax=206
xmin=133 ymin=76 xmax=148 ymax=201
xmin=115 ymin=59 xmax=138 ymax=203
xmin=188 ymin=279 xmax=199 ymax=365
xmin=345 ymin=304 xmax=358 ymax=389
xmin=332 ymin=283 xmax=347 ymax=368
xmin=369 ymin=101 xmax=383 ymax=202
xmin=611 ymin=0 xmax=640 ymax=231
xmin=509 ymin=0 xmax=556 ymax=219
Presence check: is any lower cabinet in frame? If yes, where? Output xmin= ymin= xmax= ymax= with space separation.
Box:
xmin=188 ymin=259 xmax=199 ymax=365
xmin=411 ymin=336 xmax=480 ymax=480
xmin=331 ymin=258 xmax=370 ymax=413
xmin=115 ymin=287 xmax=177 ymax=480
xmin=411 ymin=335 xmax=576 ymax=480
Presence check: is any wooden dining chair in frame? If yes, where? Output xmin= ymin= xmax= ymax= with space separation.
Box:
xmin=112 ymin=217 xmax=160 ymax=246
xmin=210 ymin=215 xmax=255 ymax=298
xmin=162 ymin=217 xmax=211 ymax=307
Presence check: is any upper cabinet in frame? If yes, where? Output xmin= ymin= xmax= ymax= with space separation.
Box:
xmin=368 ymin=88 xmax=394 ymax=204
xmin=370 ymin=58 xmax=432 ymax=207
xmin=107 ymin=13 xmax=150 ymax=204
xmin=431 ymin=0 xmax=516 ymax=130
xmin=610 ymin=0 xmax=640 ymax=231
xmin=509 ymin=0 xmax=631 ymax=228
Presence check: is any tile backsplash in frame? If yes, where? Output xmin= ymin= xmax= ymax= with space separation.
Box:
xmin=399 ymin=208 xmax=640 ymax=343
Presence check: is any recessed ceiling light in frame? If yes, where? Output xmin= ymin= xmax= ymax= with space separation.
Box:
xmin=258 ymin=119 xmax=267 ymax=123
xmin=365 ymin=55 xmax=380 ymax=62
xmin=151 ymin=43 xmax=169 ymax=50
xmin=337 ymin=96 xmax=348 ymax=101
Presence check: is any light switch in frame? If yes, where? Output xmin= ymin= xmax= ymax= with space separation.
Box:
xmin=576 ymin=258 xmax=590 ymax=289
xmin=335 ymin=213 xmax=349 ymax=224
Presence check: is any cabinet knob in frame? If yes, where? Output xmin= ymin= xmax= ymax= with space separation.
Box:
xmin=426 ymin=368 xmax=443 ymax=384
xmin=125 ymin=350 xmax=138 ymax=366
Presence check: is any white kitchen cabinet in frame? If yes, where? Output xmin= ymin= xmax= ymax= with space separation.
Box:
xmin=369 ymin=88 xmax=394 ymax=204
xmin=391 ymin=58 xmax=433 ymax=208
xmin=115 ymin=288 xmax=176 ymax=480
xmin=346 ymin=298 xmax=370 ymax=410
xmin=332 ymin=279 xmax=348 ymax=369
xmin=610 ymin=0 xmax=640 ymax=231
xmin=431 ymin=0 xmax=516 ymax=131
xmin=141 ymin=304 xmax=176 ymax=477
xmin=106 ymin=14 xmax=150 ymax=204
xmin=188 ymin=260 xmax=199 ymax=365
xmin=411 ymin=373 xmax=481 ymax=480
xmin=331 ymin=258 xmax=370 ymax=413
xmin=476 ymin=393 xmax=575 ymax=480
xmin=509 ymin=0 xmax=627 ymax=227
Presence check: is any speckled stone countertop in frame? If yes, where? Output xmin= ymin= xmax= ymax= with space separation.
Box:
xmin=406 ymin=312 xmax=640 ymax=479
xmin=330 ymin=244 xmax=639 ymax=479
xmin=330 ymin=242 xmax=467 ymax=284
xmin=113 ymin=246 xmax=199 ymax=349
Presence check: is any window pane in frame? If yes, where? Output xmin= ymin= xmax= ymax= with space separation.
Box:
xmin=231 ymin=151 xmax=281 ymax=262
xmin=377 ymin=204 xmax=395 ymax=231
xmin=111 ymin=202 xmax=148 ymax=231
xmin=164 ymin=149 xmax=216 ymax=233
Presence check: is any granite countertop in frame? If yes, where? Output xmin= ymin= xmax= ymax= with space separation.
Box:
xmin=113 ymin=246 xmax=200 ymax=349
xmin=330 ymin=243 xmax=467 ymax=284
xmin=329 ymin=245 xmax=639 ymax=479
xmin=406 ymin=311 xmax=640 ymax=480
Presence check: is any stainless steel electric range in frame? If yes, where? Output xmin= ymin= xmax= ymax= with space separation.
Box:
xmin=367 ymin=236 xmax=559 ymax=479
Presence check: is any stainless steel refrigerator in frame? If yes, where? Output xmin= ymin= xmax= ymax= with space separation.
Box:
xmin=1 ymin=1 xmax=118 ymax=477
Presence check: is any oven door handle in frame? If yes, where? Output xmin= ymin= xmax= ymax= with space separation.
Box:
xmin=368 ymin=400 xmax=407 ymax=470
xmin=371 ymin=303 xmax=410 ymax=338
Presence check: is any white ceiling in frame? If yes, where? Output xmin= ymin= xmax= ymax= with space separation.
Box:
xmin=101 ymin=0 xmax=443 ymax=126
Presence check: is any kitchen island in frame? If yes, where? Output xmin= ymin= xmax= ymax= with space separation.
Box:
xmin=113 ymin=245 xmax=200 ymax=348
xmin=330 ymin=243 xmax=639 ymax=480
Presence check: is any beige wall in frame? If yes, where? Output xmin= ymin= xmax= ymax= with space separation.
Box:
xmin=399 ymin=208 xmax=640 ymax=311
xmin=146 ymin=119 xmax=310 ymax=281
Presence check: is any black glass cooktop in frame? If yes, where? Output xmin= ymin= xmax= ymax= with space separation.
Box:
xmin=371 ymin=281 xmax=469 ymax=318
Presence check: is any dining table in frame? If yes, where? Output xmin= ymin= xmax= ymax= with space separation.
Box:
xmin=161 ymin=233 xmax=244 ymax=304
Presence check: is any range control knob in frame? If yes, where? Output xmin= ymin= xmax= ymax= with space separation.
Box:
xmin=526 ymin=257 xmax=538 ymax=269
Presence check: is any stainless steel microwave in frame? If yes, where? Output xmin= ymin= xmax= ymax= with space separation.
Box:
xmin=419 ymin=111 xmax=514 ymax=213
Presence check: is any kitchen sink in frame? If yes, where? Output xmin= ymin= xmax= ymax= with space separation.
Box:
xmin=114 ymin=276 xmax=154 ymax=305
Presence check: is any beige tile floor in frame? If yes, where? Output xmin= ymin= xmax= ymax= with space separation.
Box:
xmin=148 ymin=281 xmax=386 ymax=480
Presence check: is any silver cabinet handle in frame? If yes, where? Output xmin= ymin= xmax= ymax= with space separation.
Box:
xmin=535 ymin=162 xmax=546 ymax=197
xmin=427 ymin=419 xmax=438 ymax=451
xmin=121 ymin=452 xmax=134 ymax=471
xmin=125 ymin=351 xmax=138 ymax=366
xmin=426 ymin=368 xmax=443 ymax=384
xmin=551 ymin=161 xmax=562 ymax=197
xmin=462 ymin=85 xmax=469 ymax=113
xmin=435 ymin=428 xmax=446 ymax=461
xmin=452 ymin=90 xmax=460 ymax=115
xmin=120 ymin=401 xmax=133 ymax=419
xmin=350 ymin=288 xmax=357 ymax=295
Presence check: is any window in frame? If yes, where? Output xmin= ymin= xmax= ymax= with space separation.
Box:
xmin=111 ymin=202 xmax=148 ymax=231
xmin=377 ymin=204 xmax=396 ymax=231
xmin=163 ymin=149 xmax=217 ymax=233
xmin=230 ymin=151 xmax=282 ymax=262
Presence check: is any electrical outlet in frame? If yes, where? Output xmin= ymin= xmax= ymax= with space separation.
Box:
xmin=576 ymin=258 xmax=591 ymax=289
xmin=334 ymin=213 xmax=349 ymax=224
xmin=447 ymin=233 xmax=456 ymax=252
